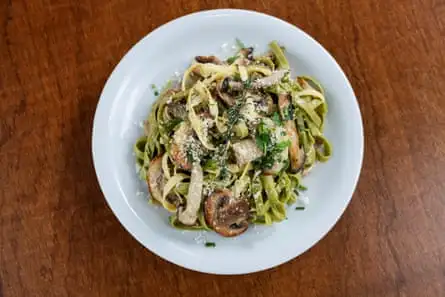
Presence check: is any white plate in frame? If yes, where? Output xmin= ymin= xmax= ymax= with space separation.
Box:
xmin=92 ymin=9 xmax=363 ymax=275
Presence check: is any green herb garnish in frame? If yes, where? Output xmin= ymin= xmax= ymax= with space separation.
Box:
xmin=235 ymin=38 xmax=246 ymax=49
xmin=154 ymin=91 xmax=159 ymax=96
xmin=272 ymin=112 xmax=282 ymax=126
xmin=295 ymin=206 xmax=305 ymax=210
xmin=255 ymin=121 xmax=271 ymax=153
xmin=205 ymin=242 xmax=216 ymax=247
xmin=219 ymin=165 xmax=229 ymax=179
xmin=298 ymin=184 xmax=308 ymax=191
xmin=274 ymin=140 xmax=291 ymax=152
xmin=186 ymin=146 xmax=195 ymax=164
xmin=282 ymin=104 xmax=294 ymax=121
xmin=254 ymin=119 xmax=291 ymax=170
xmin=243 ymin=78 xmax=252 ymax=89
xmin=162 ymin=119 xmax=183 ymax=134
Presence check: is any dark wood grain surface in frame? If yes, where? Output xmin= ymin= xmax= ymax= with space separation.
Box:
xmin=1 ymin=0 xmax=445 ymax=296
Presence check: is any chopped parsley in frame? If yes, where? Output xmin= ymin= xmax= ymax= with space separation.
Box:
xmin=162 ymin=118 xmax=183 ymax=134
xmin=205 ymin=242 xmax=216 ymax=247
xmin=254 ymin=119 xmax=291 ymax=170
xmin=219 ymin=165 xmax=229 ymax=179
xmin=274 ymin=140 xmax=291 ymax=152
xmin=186 ymin=147 xmax=195 ymax=164
xmin=151 ymin=84 xmax=159 ymax=96
xmin=272 ymin=112 xmax=282 ymax=126
xmin=295 ymin=206 xmax=305 ymax=210
xmin=216 ymin=93 xmax=247 ymax=179
xmin=255 ymin=120 xmax=271 ymax=153
xmin=281 ymin=104 xmax=294 ymax=121
xmin=243 ymin=78 xmax=252 ymax=89
xmin=227 ymin=100 xmax=244 ymax=127
xmin=298 ymin=184 xmax=308 ymax=191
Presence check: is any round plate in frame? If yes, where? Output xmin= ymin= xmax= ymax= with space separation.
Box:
xmin=92 ymin=9 xmax=363 ymax=275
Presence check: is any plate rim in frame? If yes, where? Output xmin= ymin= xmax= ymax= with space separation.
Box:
xmin=92 ymin=8 xmax=364 ymax=275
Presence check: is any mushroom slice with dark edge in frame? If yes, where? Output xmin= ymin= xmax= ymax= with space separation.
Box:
xmin=204 ymin=189 xmax=250 ymax=237
xmin=146 ymin=155 xmax=164 ymax=203
xmin=278 ymin=94 xmax=305 ymax=173
xmin=170 ymin=122 xmax=193 ymax=170
xmin=233 ymin=47 xmax=253 ymax=66
xmin=177 ymin=163 xmax=204 ymax=225
xmin=250 ymin=92 xmax=275 ymax=115
xmin=239 ymin=47 xmax=254 ymax=60
xmin=167 ymin=102 xmax=187 ymax=120
xmin=216 ymin=78 xmax=236 ymax=106
xmin=195 ymin=55 xmax=223 ymax=65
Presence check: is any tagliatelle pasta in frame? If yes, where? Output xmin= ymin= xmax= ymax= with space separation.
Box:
xmin=133 ymin=41 xmax=332 ymax=237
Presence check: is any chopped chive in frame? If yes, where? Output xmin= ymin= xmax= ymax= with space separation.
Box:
xmin=235 ymin=38 xmax=246 ymax=49
xmin=154 ymin=91 xmax=159 ymax=96
xmin=205 ymin=242 xmax=216 ymax=247
xmin=295 ymin=206 xmax=305 ymax=210
xmin=150 ymin=84 xmax=156 ymax=89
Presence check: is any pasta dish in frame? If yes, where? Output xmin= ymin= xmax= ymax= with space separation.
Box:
xmin=134 ymin=41 xmax=332 ymax=237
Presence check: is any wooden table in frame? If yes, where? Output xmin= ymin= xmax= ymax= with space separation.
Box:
xmin=1 ymin=1 xmax=445 ymax=296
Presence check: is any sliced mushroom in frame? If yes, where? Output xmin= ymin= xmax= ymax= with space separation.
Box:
xmin=239 ymin=47 xmax=254 ymax=60
xmin=146 ymin=155 xmax=164 ymax=203
xmin=252 ymin=69 xmax=288 ymax=88
xmin=285 ymin=121 xmax=305 ymax=172
xmin=278 ymin=94 xmax=304 ymax=173
xmin=278 ymin=93 xmax=290 ymax=112
xmin=217 ymin=69 xmax=288 ymax=94
xmin=177 ymin=163 xmax=204 ymax=225
xmin=227 ymin=80 xmax=243 ymax=92
xmin=195 ymin=55 xmax=223 ymax=65
xmin=204 ymin=189 xmax=250 ymax=237
xmin=250 ymin=92 xmax=275 ymax=115
xmin=167 ymin=102 xmax=187 ymax=120
xmin=165 ymin=193 xmax=182 ymax=207
xmin=170 ymin=122 xmax=193 ymax=170
xmin=232 ymin=139 xmax=264 ymax=165
xmin=216 ymin=78 xmax=236 ymax=106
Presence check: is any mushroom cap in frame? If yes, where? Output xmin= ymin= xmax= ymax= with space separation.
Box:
xmin=204 ymin=189 xmax=250 ymax=237
xmin=195 ymin=55 xmax=223 ymax=65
